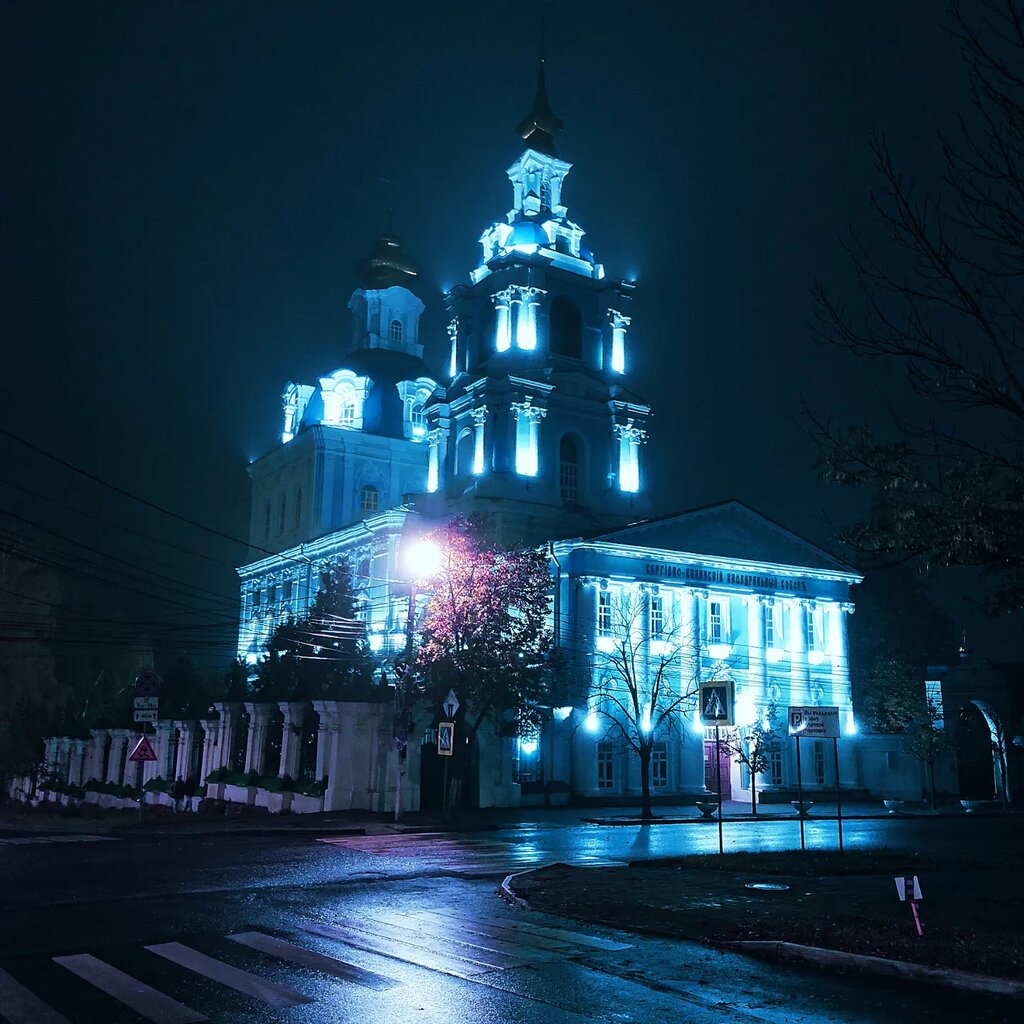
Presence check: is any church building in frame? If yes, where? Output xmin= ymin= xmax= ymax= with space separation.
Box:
xmin=234 ymin=65 xmax=864 ymax=813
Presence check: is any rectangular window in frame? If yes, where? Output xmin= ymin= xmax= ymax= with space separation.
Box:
xmin=597 ymin=741 xmax=614 ymax=790
xmin=764 ymin=605 xmax=775 ymax=647
xmin=806 ymin=611 xmax=816 ymax=652
xmin=559 ymin=459 xmax=579 ymax=503
xmin=768 ymin=747 xmax=783 ymax=786
xmin=649 ymin=595 xmax=664 ymax=638
xmin=709 ymin=601 xmax=723 ymax=644
xmin=597 ymin=590 xmax=612 ymax=637
xmin=813 ymin=741 xmax=826 ymax=785
xmin=268 ymin=585 xmax=277 ymax=604
xmin=283 ymin=581 xmax=292 ymax=601
xmin=252 ymin=589 xmax=261 ymax=609
xmin=925 ymin=680 xmax=944 ymax=728
xmin=651 ymin=742 xmax=667 ymax=787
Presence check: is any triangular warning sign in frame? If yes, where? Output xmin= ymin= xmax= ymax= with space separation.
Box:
xmin=128 ymin=735 xmax=158 ymax=762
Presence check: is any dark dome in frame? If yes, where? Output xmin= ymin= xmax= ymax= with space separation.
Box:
xmin=355 ymin=233 xmax=420 ymax=289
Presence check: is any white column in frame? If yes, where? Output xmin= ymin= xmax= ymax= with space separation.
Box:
xmin=515 ymin=286 xmax=544 ymax=350
xmin=746 ymin=597 xmax=766 ymax=712
xmin=512 ymin=401 xmax=546 ymax=476
xmin=176 ymin=723 xmax=195 ymax=781
xmin=278 ymin=702 xmax=307 ymax=780
xmin=788 ymin=600 xmax=810 ymax=708
xmin=426 ymin=428 xmax=444 ymax=493
xmin=214 ymin=702 xmax=242 ymax=771
xmin=832 ymin=603 xmax=854 ymax=729
xmin=614 ymin=419 xmax=647 ymax=493
xmin=244 ymin=703 xmax=272 ymax=776
xmin=471 ymin=406 xmax=487 ymax=475
xmin=86 ymin=729 xmax=108 ymax=783
xmin=107 ymin=730 xmax=129 ymax=785
xmin=447 ymin=318 xmax=459 ymax=376
xmin=198 ymin=718 xmax=219 ymax=781
xmin=493 ymin=289 xmax=512 ymax=352
xmin=67 ymin=740 xmax=86 ymax=788
xmin=608 ymin=309 xmax=630 ymax=373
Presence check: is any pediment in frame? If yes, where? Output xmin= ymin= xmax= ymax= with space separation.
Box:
xmin=591 ymin=501 xmax=856 ymax=576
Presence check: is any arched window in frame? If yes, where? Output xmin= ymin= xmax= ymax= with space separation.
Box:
xmin=278 ymin=493 xmax=287 ymax=533
xmin=359 ymin=484 xmax=379 ymax=514
xmin=455 ymin=427 xmax=475 ymax=476
xmin=550 ymin=296 xmax=583 ymax=359
xmin=411 ymin=401 xmax=426 ymax=434
xmin=559 ymin=434 xmax=581 ymax=504
xmin=540 ymin=179 xmax=551 ymax=208
xmin=294 ymin=488 xmax=302 ymax=528
xmin=339 ymin=399 xmax=356 ymax=427
xmin=389 ymin=318 xmax=404 ymax=343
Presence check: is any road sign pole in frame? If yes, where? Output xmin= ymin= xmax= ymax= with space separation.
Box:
xmin=795 ymin=736 xmax=805 ymax=851
xmin=442 ymin=756 xmax=450 ymax=818
xmin=715 ymin=725 xmax=724 ymax=855
xmin=833 ymin=736 xmax=844 ymax=853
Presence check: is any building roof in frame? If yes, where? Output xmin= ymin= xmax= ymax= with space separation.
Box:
xmin=584 ymin=500 xmax=860 ymax=578
xmin=355 ymin=231 xmax=420 ymax=290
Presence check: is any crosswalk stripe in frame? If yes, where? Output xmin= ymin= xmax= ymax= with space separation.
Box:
xmin=400 ymin=911 xmax=582 ymax=954
xmin=301 ymin=922 xmax=493 ymax=980
xmin=227 ymin=932 xmax=398 ymax=990
xmin=145 ymin=942 xmax=313 ymax=1008
xmin=337 ymin=917 xmax=532 ymax=970
xmin=0 ymin=967 xmax=73 ymax=1024
xmin=365 ymin=912 xmax=563 ymax=963
xmin=53 ymin=954 xmax=207 ymax=1024
xmin=0 ymin=835 xmax=117 ymax=845
xmin=451 ymin=913 xmax=634 ymax=951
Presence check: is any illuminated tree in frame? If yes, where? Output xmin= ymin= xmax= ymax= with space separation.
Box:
xmin=810 ymin=1 xmax=1024 ymax=614
xmin=413 ymin=517 xmax=557 ymax=804
xmin=721 ymin=709 xmax=779 ymax=816
xmin=586 ymin=590 xmax=698 ymax=820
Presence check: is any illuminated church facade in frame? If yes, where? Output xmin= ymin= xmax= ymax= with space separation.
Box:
xmin=235 ymin=67 xmax=863 ymax=813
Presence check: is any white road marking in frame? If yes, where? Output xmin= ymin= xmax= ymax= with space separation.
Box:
xmin=0 ymin=967 xmax=73 ymax=1024
xmin=53 ymin=954 xmax=207 ymax=1024
xmin=227 ymin=931 xmax=398 ymax=989
xmin=0 ymin=835 xmax=117 ymax=845
xmin=451 ymin=912 xmax=634 ymax=951
xmin=145 ymin=942 xmax=314 ymax=1008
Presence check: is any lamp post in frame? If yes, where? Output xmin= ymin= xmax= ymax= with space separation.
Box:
xmin=392 ymin=538 xmax=443 ymax=822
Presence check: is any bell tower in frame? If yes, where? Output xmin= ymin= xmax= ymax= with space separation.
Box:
xmin=421 ymin=63 xmax=653 ymax=545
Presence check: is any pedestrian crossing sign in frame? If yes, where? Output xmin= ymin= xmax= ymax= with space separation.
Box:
xmin=699 ymin=681 xmax=734 ymax=726
xmin=437 ymin=722 xmax=454 ymax=756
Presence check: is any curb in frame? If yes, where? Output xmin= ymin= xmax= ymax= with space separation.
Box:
xmin=115 ymin=825 xmax=368 ymax=839
xmin=498 ymin=862 xmax=565 ymax=909
xmin=725 ymin=940 xmax=1024 ymax=999
xmin=580 ymin=812 xmax=976 ymax=826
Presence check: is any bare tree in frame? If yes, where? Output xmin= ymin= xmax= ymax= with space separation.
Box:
xmin=721 ymin=706 xmax=779 ymax=816
xmin=809 ymin=1 xmax=1024 ymax=614
xmin=585 ymin=589 xmax=699 ymax=820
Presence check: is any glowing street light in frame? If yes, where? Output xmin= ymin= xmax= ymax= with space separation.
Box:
xmin=404 ymin=537 xmax=443 ymax=582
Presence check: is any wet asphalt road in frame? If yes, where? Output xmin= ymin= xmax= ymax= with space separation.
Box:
xmin=0 ymin=816 xmax=1019 ymax=1023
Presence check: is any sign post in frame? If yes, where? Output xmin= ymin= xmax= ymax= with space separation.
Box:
xmin=700 ymin=681 xmax=734 ymax=855
xmin=127 ymin=734 xmax=158 ymax=822
xmin=895 ymin=874 xmax=924 ymax=935
xmin=440 ymin=691 xmax=458 ymax=816
xmin=789 ymin=706 xmax=842 ymax=853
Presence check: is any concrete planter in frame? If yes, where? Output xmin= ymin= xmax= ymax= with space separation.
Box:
xmin=265 ymin=791 xmax=293 ymax=815
xmin=883 ymin=799 xmax=905 ymax=815
xmin=289 ymin=793 xmax=325 ymax=814
xmin=960 ymin=799 xmax=985 ymax=814
xmin=695 ymin=800 xmax=719 ymax=819
xmin=223 ymin=784 xmax=257 ymax=806
xmin=790 ymin=800 xmax=814 ymax=817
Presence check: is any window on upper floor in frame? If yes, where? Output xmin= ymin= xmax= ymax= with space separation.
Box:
xmin=806 ymin=610 xmax=817 ymax=652
xmin=764 ymin=605 xmax=775 ymax=648
xmin=708 ymin=601 xmax=724 ymax=644
xmin=597 ymin=589 xmax=613 ymax=637
xmin=649 ymin=594 xmax=665 ymax=638
xmin=540 ymin=179 xmax=551 ymax=208
xmin=359 ymin=484 xmax=380 ymax=515
xmin=283 ymin=581 xmax=292 ymax=601
xmin=253 ymin=589 xmax=261 ymax=609
xmin=559 ymin=434 xmax=581 ymax=504
xmin=389 ymin=318 xmax=403 ymax=344
xmin=410 ymin=401 xmax=426 ymax=436
xmin=263 ymin=500 xmax=271 ymax=540
xmin=294 ymin=488 xmax=302 ymax=529
xmin=278 ymin=494 xmax=286 ymax=533
xmin=339 ymin=399 xmax=356 ymax=427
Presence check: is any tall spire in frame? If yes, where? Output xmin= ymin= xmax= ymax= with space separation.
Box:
xmin=516 ymin=58 xmax=563 ymax=156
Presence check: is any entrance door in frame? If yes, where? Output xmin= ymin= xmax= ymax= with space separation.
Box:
xmin=703 ymin=739 xmax=732 ymax=800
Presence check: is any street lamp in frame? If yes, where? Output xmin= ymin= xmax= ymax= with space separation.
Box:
xmin=392 ymin=536 xmax=444 ymax=822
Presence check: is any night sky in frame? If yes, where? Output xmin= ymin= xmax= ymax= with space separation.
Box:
xmin=3 ymin=1 xmax=998 ymax=668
